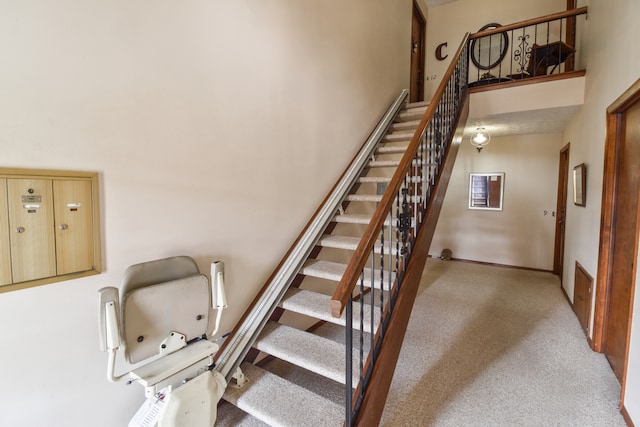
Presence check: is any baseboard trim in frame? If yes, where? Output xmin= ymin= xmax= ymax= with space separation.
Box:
xmin=622 ymin=405 xmax=635 ymax=427
xmin=429 ymin=255 xmax=554 ymax=274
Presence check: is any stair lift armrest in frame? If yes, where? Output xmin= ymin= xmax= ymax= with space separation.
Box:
xmin=98 ymin=287 xmax=121 ymax=351
xmin=98 ymin=286 xmax=129 ymax=383
xmin=208 ymin=262 xmax=227 ymax=339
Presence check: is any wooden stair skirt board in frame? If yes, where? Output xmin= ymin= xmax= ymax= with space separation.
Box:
xmin=215 ymin=97 xmax=468 ymax=427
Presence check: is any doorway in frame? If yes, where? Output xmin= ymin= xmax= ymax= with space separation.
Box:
xmin=554 ymin=143 xmax=570 ymax=280
xmin=410 ymin=2 xmax=426 ymax=103
xmin=594 ymin=80 xmax=640 ymax=392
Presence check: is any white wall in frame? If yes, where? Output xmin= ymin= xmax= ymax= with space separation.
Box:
xmin=560 ymin=0 xmax=640 ymax=423
xmin=430 ymin=133 xmax=561 ymax=270
xmin=0 ymin=1 xmax=412 ymax=425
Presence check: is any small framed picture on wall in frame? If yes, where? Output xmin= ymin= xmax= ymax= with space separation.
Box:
xmin=573 ymin=163 xmax=586 ymax=206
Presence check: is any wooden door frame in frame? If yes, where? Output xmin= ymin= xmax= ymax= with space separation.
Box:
xmin=594 ymin=78 xmax=640 ymax=352
xmin=593 ymin=80 xmax=640 ymax=411
xmin=410 ymin=1 xmax=426 ymax=103
xmin=553 ymin=143 xmax=570 ymax=279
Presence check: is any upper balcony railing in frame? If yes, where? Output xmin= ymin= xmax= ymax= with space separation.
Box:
xmin=467 ymin=7 xmax=587 ymax=89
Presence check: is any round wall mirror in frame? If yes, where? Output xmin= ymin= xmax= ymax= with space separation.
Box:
xmin=470 ymin=23 xmax=509 ymax=70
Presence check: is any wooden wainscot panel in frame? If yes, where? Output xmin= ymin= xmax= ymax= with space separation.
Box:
xmin=573 ymin=261 xmax=593 ymax=337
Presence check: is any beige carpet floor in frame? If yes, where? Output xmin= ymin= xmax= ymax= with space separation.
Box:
xmin=217 ymin=259 xmax=627 ymax=426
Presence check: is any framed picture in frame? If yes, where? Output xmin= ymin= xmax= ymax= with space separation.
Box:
xmin=468 ymin=172 xmax=504 ymax=210
xmin=573 ymin=163 xmax=586 ymax=206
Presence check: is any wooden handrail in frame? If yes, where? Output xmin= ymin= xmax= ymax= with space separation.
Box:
xmin=468 ymin=6 xmax=587 ymax=39
xmin=330 ymin=33 xmax=471 ymax=318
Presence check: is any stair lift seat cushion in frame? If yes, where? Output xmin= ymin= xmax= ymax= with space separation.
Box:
xmin=122 ymin=273 xmax=210 ymax=364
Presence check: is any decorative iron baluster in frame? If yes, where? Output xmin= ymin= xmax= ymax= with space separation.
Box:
xmin=378 ymin=226 xmax=384 ymax=339
xmin=359 ymin=272 xmax=364 ymax=388
xmin=376 ymin=229 xmax=384 ymax=340
xmin=345 ymin=298 xmax=353 ymax=426
xmin=397 ymin=186 xmax=411 ymax=262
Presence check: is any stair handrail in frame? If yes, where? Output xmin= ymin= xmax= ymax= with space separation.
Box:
xmin=468 ymin=6 xmax=587 ymax=39
xmin=213 ymin=89 xmax=409 ymax=382
xmin=339 ymin=33 xmax=470 ymax=425
xmin=330 ymin=34 xmax=471 ymax=318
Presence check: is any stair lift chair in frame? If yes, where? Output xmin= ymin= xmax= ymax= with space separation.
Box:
xmin=98 ymin=256 xmax=228 ymax=427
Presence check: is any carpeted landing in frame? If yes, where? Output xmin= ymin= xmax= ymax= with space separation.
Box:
xmin=216 ymin=259 xmax=627 ymax=426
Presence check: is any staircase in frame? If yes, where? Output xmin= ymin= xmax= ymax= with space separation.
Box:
xmin=214 ymin=34 xmax=470 ymax=426
xmin=217 ymin=100 xmax=430 ymax=426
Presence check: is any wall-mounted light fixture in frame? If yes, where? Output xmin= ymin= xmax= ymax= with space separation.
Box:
xmin=470 ymin=127 xmax=491 ymax=152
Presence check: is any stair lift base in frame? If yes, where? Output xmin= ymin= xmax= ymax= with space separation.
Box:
xmin=130 ymin=368 xmax=226 ymax=427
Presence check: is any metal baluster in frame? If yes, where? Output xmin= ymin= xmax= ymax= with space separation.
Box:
xmin=359 ymin=271 xmax=364 ymax=388
xmin=370 ymin=251 xmax=375 ymax=364
xmin=509 ymin=29 xmax=514 ymax=76
xmin=420 ymin=131 xmax=426 ymax=211
xmin=345 ymin=297 xmax=353 ymax=426
xmin=379 ymin=226 xmax=385 ymax=337
xmin=558 ymin=19 xmax=564 ymax=74
xmin=410 ymin=153 xmax=420 ymax=238
xmin=546 ymin=20 xmax=550 ymax=46
xmin=394 ymin=187 xmax=400 ymax=305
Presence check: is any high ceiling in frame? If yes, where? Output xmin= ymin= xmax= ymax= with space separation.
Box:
xmin=464 ymin=106 xmax=582 ymax=139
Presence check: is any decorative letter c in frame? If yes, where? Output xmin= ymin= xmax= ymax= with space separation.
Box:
xmin=436 ymin=42 xmax=448 ymax=61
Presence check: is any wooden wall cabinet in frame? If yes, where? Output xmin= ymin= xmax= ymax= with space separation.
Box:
xmin=0 ymin=169 xmax=101 ymax=292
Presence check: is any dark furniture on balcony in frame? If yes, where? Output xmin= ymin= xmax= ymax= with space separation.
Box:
xmin=526 ymin=41 xmax=575 ymax=76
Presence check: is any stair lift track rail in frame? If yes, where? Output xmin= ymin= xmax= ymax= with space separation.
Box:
xmin=214 ymin=89 xmax=410 ymax=383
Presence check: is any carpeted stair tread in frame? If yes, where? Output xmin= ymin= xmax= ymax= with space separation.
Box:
xmin=390 ymin=120 xmax=420 ymax=131
xmin=369 ymin=158 xmax=427 ymax=168
xmin=222 ymin=362 xmax=343 ymax=427
xmin=395 ymin=110 xmax=425 ymax=122
xmin=318 ymin=234 xmax=362 ymax=250
xmin=301 ymin=259 xmax=392 ymax=289
xmin=368 ymin=159 xmax=401 ymax=168
xmin=345 ymin=194 xmax=383 ymax=202
xmin=333 ymin=213 xmax=393 ymax=226
xmin=281 ymin=288 xmax=379 ymax=333
xmin=333 ymin=213 xmax=371 ymax=225
xmin=383 ymin=132 xmax=414 ymax=142
xmin=318 ymin=234 xmax=399 ymax=255
xmin=255 ymin=321 xmax=360 ymax=386
xmin=377 ymin=145 xmax=409 ymax=154
xmin=358 ymin=176 xmax=392 ymax=184
xmin=406 ymin=100 xmax=430 ymax=108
